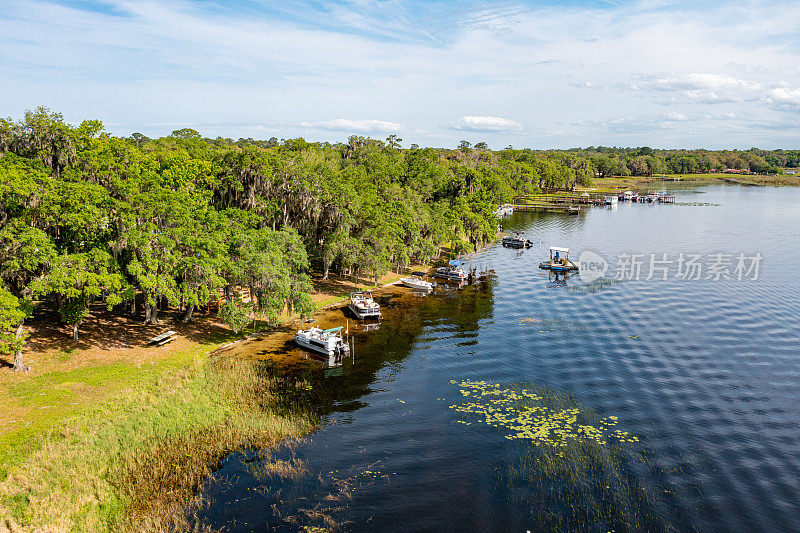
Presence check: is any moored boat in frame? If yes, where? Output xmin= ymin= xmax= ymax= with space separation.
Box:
xmin=348 ymin=291 xmax=381 ymax=319
xmin=434 ymin=260 xmax=468 ymax=281
xmin=294 ymin=326 xmax=350 ymax=356
xmin=400 ymin=272 xmax=435 ymax=291
xmin=495 ymin=204 xmax=514 ymax=218
xmin=502 ymin=232 xmax=533 ymax=249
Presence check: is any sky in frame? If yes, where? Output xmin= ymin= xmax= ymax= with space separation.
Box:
xmin=2 ymin=0 xmax=800 ymax=149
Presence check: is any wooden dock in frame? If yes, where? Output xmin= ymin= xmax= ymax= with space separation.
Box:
xmin=510 ymin=204 xmax=581 ymax=214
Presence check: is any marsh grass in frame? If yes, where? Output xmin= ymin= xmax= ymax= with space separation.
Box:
xmin=450 ymin=380 xmax=668 ymax=532
xmin=244 ymin=449 xmax=308 ymax=483
xmin=0 ymin=355 xmax=317 ymax=532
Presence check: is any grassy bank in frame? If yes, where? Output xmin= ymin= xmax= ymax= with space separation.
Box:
xmin=0 ymin=268 xmax=417 ymax=531
xmin=0 ymin=350 xmax=316 ymax=531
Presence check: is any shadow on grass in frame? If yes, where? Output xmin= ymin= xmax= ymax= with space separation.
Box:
xmin=6 ymin=299 xmax=233 ymax=367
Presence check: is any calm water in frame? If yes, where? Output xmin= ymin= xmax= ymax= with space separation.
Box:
xmin=198 ymin=185 xmax=800 ymax=532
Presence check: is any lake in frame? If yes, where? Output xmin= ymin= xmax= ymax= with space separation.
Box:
xmin=197 ymin=184 xmax=800 ymax=532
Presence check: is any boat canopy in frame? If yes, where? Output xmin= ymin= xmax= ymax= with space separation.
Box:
xmin=550 ymin=246 xmax=570 ymax=254
xmin=410 ymin=271 xmax=427 ymax=276
xmin=322 ymin=326 xmax=343 ymax=334
xmin=448 ymin=259 xmax=463 ymax=267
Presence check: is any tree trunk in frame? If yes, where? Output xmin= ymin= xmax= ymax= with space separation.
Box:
xmin=130 ymin=296 xmax=136 ymax=317
xmin=323 ymin=259 xmax=332 ymax=280
xmin=12 ymin=320 xmax=28 ymax=372
xmin=182 ymin=303 xmax=195 ymax=323
xmin=144 ymin=299 xmax=151 ymax=323
xmin=72 ymin=322 xmax=79 ymax=341
xmin=150 ymin=304 xmax=159 ymax=323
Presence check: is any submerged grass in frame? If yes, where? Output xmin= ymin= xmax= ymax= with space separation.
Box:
xmin=450 ymin=379 xmax=668 ymax=532
xmin=0 ymin=353 xmax=318 ymax=532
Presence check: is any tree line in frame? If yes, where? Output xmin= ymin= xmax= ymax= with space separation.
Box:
xmin=538 ymin=145 xmax=792 ymax=177
xmin=0 ymin=108 xmax=594 ymax=371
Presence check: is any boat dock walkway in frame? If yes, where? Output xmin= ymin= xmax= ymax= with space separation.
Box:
xmin=510 ymin=204 xmax=581 ymax=214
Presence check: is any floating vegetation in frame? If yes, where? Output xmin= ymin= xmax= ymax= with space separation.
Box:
xmin=449 ymin=379 xmax=669 ymax=532
xmin=449 ymin=380 xmax=638 ymax=448
xmin=674 ymin=201 xmax=721 ymax=206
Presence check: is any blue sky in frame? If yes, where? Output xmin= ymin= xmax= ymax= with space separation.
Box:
xmin=2 ymin=0 xmax=800 ymax=149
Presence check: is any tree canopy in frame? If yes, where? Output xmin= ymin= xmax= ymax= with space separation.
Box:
xmin=0 ymin=107 xmax=580 ymax=367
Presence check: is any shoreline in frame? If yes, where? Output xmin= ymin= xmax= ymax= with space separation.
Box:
xmin=0 ymin=220 xmax=496 ymax=530
xmin=0 ymin=266 xmax=454 ymax=530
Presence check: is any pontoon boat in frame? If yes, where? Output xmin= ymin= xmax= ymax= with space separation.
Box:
xmin=434 ymin=260 xmax=468 ymax=281
xmin=348 ymin=291 xmax=381 ymax=319
xmin=294 ymin=326 xmax=350 ymax=356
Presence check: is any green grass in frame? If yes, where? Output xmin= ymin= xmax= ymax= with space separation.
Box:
xmin=0 ymin=346 xmax=316 ymax=531
xmin=0 ymin=344 xmax=212 ymax=482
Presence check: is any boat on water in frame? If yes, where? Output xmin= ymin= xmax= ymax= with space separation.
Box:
xmin=495 ymin=204 xmax=514 ymax=218
xmin=502 ymin=232 xmax=533 ymax=249
xmin=539 ymin=246 xmax=580 ymax=272
xmin=294 ymin=326 xmax=350 ymax=356
xmin=399 ymin=272 xmax=435 ymax=291
xmin=348 ymin=291 xmax=381 ymax=319
xmin=434 ymin=260 xmax=468 ymax=281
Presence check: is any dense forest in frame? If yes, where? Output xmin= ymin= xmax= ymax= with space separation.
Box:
xmin=0 ymin=107 xmax=796 ymax=371
xmin=0 ymin=108 xmax=590 ymax=370
xmin=552 ymin=145 xmax=793 ymax=176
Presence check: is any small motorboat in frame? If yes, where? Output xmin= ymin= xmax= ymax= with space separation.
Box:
xmin=434 ymin=260 xmax=468 ymax=281
xmin=294 ymin=326 xmax=350 ymax=356
xmin=539 ymin=246 xmax=580 ymax=272
xmin=400 ymin=272 xmax=435 ymax=291
xmin=348 ymin=291 xmax=381 ymax=319
xmin=502 ymin=232 xmax=533 ymax=249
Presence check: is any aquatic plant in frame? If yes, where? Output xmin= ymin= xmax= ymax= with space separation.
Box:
xmin=449 ymin=379 xmax=667 ymax=532
xmin=450 ymin=379 xmax=638 ymax=448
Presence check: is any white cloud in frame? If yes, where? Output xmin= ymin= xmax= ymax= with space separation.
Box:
xmin=652 ymin=73 xmax=760 ymax=92
xmin=646 ymin=73 xmax=762 ymax=104
xmin=761 ymin=87 xmax=800 ymax=110
xmin=571 ymin=81 xmax=603 ymax=89
xmin=308 ymin=119 xmax=403 ymax=134
xmin=450 ymin=116 xmax=523 ymax=133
